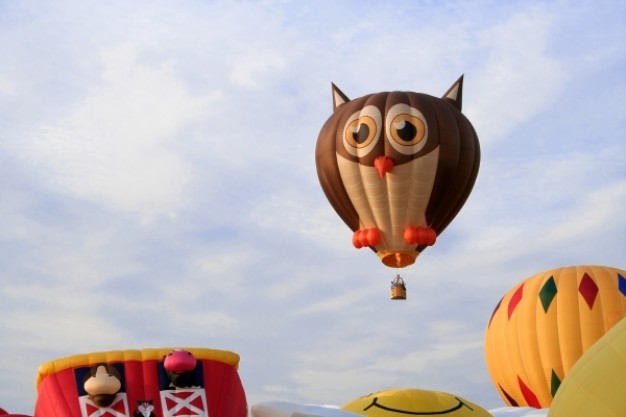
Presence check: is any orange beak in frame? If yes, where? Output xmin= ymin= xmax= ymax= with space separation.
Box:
xmin=374 ymin=156 xmax=394 ymax=179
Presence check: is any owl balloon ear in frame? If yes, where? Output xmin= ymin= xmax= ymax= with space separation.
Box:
xmin=331 ymin=83 xmax=350 ymax=111
xmin=442 ymin=75 xmax=464 ymax=112
xmin=333 ymin=77 xmax=464 ymax=111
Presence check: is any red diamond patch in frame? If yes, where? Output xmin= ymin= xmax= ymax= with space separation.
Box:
xmin=508 ymin=284 xmax=524 ymax=320
xmin=579 ymin=273 xmax=599 ymax=309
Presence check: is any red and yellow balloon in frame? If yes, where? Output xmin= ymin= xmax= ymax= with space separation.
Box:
xmin=34 ymin=347 xmax=247 ymax=417
xmin=484 ymin=265 xmax=626 ymax=408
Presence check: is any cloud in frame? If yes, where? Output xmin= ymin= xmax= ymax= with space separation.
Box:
xmin=0 ymin=282 xmax=127 ymax=351
xmin=20 ymin=42 xmax=217 ymax=220
xmin=468 ymin=8 xmax=566 ymax=146
xmin=229 ymin=45 xmax=288 ymax=88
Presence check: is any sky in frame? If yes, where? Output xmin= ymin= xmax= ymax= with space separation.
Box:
xmin=1 ymin=0 xmax=626 ymax=414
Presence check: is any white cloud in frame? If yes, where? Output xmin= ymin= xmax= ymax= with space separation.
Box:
xmin=294 ymin=284 xmax=378 ymax=315
xmin=229 ymin=45 xmax=287 ymax=87
xmin=0 ymin=75 xmax=16 ymax=97
xmin=542 ymin=179 xmax=626 ymax=246
xmin=22 ymin=42 xmax=218 ymax=220
xmin=0 ymin=282 xmax=127 ymax=351
xmin=468 ymin=8 xmax=566 ymax=146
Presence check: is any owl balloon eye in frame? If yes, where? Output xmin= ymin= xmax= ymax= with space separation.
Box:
xmin=345 ymin=116 xmax=376 ymax=147
xmin=342 ymin=105 xmax=382 ymax=157
xmin=385 ymin=104 xmax=429 ymax=155
xmin=390 ymin=114 xmax=425 ymax=145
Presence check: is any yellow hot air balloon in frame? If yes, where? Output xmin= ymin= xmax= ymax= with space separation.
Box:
xmin=341 ymin=388 xmax=492 ymax=417
xmin=484 ymin=265 xmax=626 ymax=408
xmin=548 ymin=315 xmax=626 ymax=417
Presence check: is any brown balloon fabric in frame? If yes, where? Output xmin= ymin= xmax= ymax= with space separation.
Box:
xmin=315 ymin=76 xmax=480 ymax=268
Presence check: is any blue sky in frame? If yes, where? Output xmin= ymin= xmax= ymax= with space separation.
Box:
xmin=1 ymin=0 xmax=625 ymax=414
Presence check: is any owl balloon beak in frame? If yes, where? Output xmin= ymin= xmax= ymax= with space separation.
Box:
xmin=374 ymin=156 xmax=394 ymax=179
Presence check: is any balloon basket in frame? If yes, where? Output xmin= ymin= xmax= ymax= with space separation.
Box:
xmin=390 ymin=274 xmax=406 ymax=300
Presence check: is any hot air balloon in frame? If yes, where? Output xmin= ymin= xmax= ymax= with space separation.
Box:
xmin=315 ymin=76 xmax=480 ymax=297
xmin=484 ymin=265 xmax=626 ymax=409
xmin=340 ymin=388 xmax=492 ymax=417
xmin=34 ymin=347 xmax=247 ymax=417
xmin=548 ymin=313 xmax=626 ymax=417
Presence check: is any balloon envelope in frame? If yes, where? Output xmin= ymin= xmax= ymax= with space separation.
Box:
xmin=315 ymin=77 xmax=480 ymax=269
xmin=34 ymin=347 xmax=247 ymax=417
xmin=547 ymin=316 xmax=626 ymax=417
xmin=341 ymin=388 xmax=492 ymax=417
xmin=484 ymin=265 xmax=626 ymax=408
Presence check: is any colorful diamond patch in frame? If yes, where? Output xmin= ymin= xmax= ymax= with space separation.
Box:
xmin=539 ymin=276 xmax=557 ymax=313
xmin=518 ymin=376 xmax=541 ymax=408
xmin=619 ymin=273 xmax=626 ymax=297
xmin=508 ymin=284 xmax=524 ymax=320
xmin=579 ymin=273 xmax=599 ymax=309
xmin=550 ymin=369 xmax=561 ymax=397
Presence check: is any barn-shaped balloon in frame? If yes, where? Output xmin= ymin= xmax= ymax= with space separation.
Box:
xmin=34 ymin=347 xmax=247 ymax=417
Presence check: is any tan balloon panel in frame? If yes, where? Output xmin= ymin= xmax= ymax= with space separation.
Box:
xmin=484 ymin=265 xmax=626 ymax=408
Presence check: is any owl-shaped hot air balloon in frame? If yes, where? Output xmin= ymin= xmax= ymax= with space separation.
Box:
xmin=315 ymin=76 xmax=480 ymax=270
